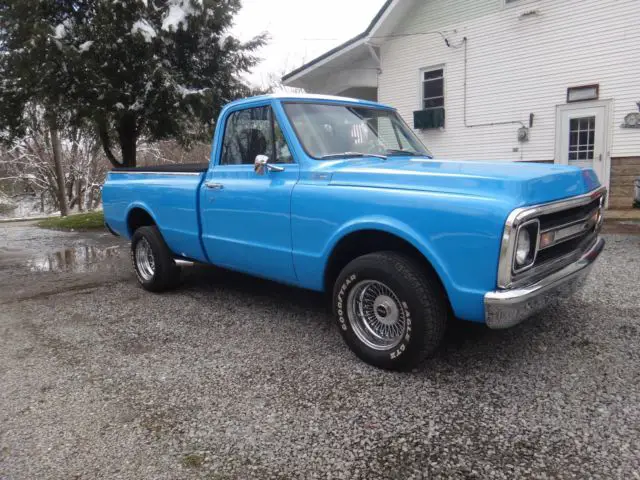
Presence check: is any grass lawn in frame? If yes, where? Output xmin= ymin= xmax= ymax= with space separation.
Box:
xmin=37 ymin=211 xmax=105 ymax=231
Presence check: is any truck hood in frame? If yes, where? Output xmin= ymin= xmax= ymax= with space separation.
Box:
xmin=325 ymin=158 xmax=601 ymax=206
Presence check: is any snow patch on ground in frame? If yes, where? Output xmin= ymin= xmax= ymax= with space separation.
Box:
xmin=0 ymin=195 xmax=48 ymax=220
xmin=131 ymin=19 xmax=157 ymax=42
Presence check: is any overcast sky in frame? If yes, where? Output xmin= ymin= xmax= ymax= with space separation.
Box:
xmin=232 ymin=0 xmax=387 ymax=87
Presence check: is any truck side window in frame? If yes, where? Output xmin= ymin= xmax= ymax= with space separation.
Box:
xmin=220 ymin=106 xmax=273 ymax=165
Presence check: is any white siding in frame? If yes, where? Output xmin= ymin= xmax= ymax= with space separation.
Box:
xmin=378 ymin=0 xmax=640 ymax=161
xmin=296 ymin=52 xmax=379 ymax=95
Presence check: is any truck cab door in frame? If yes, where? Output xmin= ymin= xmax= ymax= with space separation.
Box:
xmin=200 ymin=104 xmax=299 ymax=284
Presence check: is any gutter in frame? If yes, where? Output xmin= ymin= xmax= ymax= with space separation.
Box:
xmin=281 ymin=0 xmax=393 ymax=84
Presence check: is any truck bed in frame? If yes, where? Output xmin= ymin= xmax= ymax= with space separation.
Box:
xmin=103 ymin=165 xmax=208 ymax=262
xmin=112 ymin=162 xmax=209 ymax=173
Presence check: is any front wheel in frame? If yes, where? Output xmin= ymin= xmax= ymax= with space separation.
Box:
xmin=332 ymin=251 xmax=448 ymax=370
xmin=131 ymin=226 xmax=181 ymax=292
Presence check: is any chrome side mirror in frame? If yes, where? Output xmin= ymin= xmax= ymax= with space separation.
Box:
xmin=254 ymin=155 xmax=285 ymax=175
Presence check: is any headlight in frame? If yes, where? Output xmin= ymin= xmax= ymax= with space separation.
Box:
xmin=515 ymin=229 xmax=531 ymax=266
xmin=513 ymin=219 xmax=539 ymax=272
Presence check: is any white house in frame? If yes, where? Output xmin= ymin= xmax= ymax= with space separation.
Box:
xmin=282 ymin=0 xmax=640 ymax=208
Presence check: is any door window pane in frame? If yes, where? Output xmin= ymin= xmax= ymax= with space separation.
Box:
xmin=568 ymin=115 xmax=595 ymax=163
xmin=274 ymin=118 xmax=294 ymax=164
xmin=221 ymin=106 xmax=273 ymax=165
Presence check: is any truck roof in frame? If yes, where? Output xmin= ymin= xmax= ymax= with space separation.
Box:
xmin=225 ymin=93 xmax=394 ymax=110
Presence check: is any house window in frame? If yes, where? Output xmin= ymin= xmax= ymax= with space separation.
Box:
xmin=414 ymin=67 xmax=445 ymax=129
xmin=421 ymin=68 xmax=444 ymax=110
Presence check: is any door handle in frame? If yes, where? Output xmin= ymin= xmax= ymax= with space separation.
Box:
xmin=205 ymin=182 xmax=224 ymax=190
xmin=598 ymin=154 xmax=602 ymax=162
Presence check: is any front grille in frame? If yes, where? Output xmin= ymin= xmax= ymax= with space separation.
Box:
xmin=536 ymin=230 xmax=597 ymax=265
xmin=538 ymin=198 xmax=601 ymax=231
xmin=498 ymin=187 xmax=606 ymax=289
xmin=509 ymin=196 xmax=602 ymax=288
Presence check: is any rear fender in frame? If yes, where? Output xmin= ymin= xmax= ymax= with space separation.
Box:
xmin=125 ymin=202 xmax=159 ymax=239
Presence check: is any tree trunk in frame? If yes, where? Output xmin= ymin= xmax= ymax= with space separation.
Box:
xmin=67 ymin=175 xmax=74 ymax=202
xmin=97 ymin=114 xmax=137 ymax=168
xmin=87 ymin=187 xmax=95 ymax=212
xmin=86 ymin=147 xmax=99 ymax=210
xmin=77 ymin=179 xmax=84 ymax=212
xmin=118 ymin=114 xmax=137 ymax=168
xmin=98 ymin=115 xmax=122 ymax=168
xmin=47 ymin=116 xmax=69 ymax=217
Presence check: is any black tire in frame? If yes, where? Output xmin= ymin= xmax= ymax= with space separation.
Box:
xmin=332 ymin=251 xmax=448 ymax=370
xmin=130 ymin=226 xmax=181 ymax=292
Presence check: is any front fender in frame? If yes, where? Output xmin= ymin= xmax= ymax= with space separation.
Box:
xmin=291 ymin=184 xmax=512 ymax=322
xmin=322 ymin=216 xmax=455 ymax=300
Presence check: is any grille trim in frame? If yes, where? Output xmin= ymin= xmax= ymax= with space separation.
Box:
xmin=538 ymin=208 xmax=599 ymax=250
xmin=497 ymin=186 xmax=606 ymax=289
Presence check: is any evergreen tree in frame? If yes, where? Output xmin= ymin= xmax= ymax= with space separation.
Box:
xmin=0 ymin=0 xmax=266 ymax=167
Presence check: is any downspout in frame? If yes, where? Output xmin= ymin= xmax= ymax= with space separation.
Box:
xmin=365 ymin=43 xmax=383 ymax=101
xmin=366 ymin=43 xmax=381 ymax=67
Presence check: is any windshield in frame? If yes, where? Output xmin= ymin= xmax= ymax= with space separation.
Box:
xmin=283 ymin=102 xmax=432 ymax=159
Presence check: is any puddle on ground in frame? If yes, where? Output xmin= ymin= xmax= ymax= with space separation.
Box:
xmin=26 ymin=245 xmax=123 ymax=273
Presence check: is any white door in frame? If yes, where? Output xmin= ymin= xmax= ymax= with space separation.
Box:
xmin=556 ymin=103 xmax=609 ymax=184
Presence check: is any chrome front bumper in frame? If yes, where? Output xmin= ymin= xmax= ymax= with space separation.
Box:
xmin=484 ymin=236 xmax=605 ymax=329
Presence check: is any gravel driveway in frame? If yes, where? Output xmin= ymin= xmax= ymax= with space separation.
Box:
xmin=1 ymin=222 xmax=639 ymax=479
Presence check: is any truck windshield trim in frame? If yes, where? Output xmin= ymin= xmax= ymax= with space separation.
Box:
xmin=282 ymin=102 xmax=432 ymax=161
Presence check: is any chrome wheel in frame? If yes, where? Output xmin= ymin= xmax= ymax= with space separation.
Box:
xmin=135 ymin=237 xmax=155 ymax=281
xmin=347 ymin=280 xmax=407 ymax=351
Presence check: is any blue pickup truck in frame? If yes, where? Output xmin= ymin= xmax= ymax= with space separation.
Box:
xmin=103 ymin=93 xmax=605 ymax=369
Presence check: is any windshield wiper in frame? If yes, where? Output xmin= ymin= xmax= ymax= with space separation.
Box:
xmin=386 ymin=149 xmax=432 ymax=158
xmin=320 ymin=152 xmax=387 ymax=160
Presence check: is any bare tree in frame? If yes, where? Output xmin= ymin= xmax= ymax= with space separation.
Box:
xmin=64 ymin=126 xmax=108 ymax=212
xmin=137 ymin=140 xmax=211 ymax=167
xmin=1 ymin=118 xmax=62 ymax=213
xmin=258 ymin=62 xmax=306 ymax=94
xmin=0 ymin=109 xmax=108 ymax=215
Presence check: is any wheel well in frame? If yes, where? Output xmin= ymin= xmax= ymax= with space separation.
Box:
xmin=127 ymin=208 xmax=155 ymax=236
xmin=324 ymin=230 xmax=449 ymax=300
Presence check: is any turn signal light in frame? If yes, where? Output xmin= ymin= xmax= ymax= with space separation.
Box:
xmin=539 ymin=231 xmax=556 ymax=249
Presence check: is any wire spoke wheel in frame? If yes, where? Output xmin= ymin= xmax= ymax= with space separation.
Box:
xmin=135 ymin=237 xmax=155 ymax=281
xmin=347 ymin=280 xmax=407 ymax=351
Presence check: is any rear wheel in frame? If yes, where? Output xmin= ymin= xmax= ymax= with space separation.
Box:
xmin=332 ymin=251 xmax=448 ymax=370
xmin=131 ymin=226 xmax=181 ymax=292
